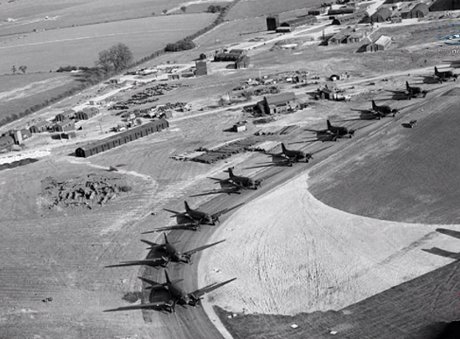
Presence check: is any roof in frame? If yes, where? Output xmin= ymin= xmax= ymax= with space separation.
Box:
xmin=411 ymin=3 xmax=429 ymax=11
xmin=372 ymin=7 xmax=392 ymax=18
xmin=374 ymin=35 xmax=392 ymax=46
xmin=265 ymin=92 xmax=296 ymax=105
xmin=31 ymin=120 xmax=49 ymax=127
xmin=76 ymin=119 xmax=168 ymax=151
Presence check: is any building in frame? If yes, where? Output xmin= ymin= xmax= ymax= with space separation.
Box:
xmin=76 ymin=107 xmax=99 ymax=120
xmin=328 ymin=8 xmax=355 ymax=15
xmin=328 ymin=28 xmax=366 ymax=45
xmin=430 ymin=0 xmax=460 ymax=11
xmin=0 ymin=135 xmax=14 ymax=151
xmin=29 ymin=120 xmax=49 ymax=133
xmin=232 ymin=122 xmax=247 ymax=132
xmin=55 ymin=110 xmax=75 ymax=122
xmin=214 ymin=49 xmax=246 ymax=62
xmin=266 ymin=15 xmax=279 ymax=30
xmin=401 ymin=3 xmax=429 ymax=18
xmin=168 ymin=74 xmax=180 ymax=80
xmin=235 ymin=55 xmax=250 ymax=69
xmin=53 ymin=119 xmax=75 ymax=132
xmin=257 ymin=92 xmax=297 ymax=115
xmin=75 ymin=119 xmax=169 ymax=158
xmin=371 ymin=7 xmax=392 ymax=22
xmin=195 ymin=60 xmax=208 ymax=76
xmin=366 ymin=35 xmax=392 ymax=52
xmin=276 ymin=25 xmax=293 ymax=33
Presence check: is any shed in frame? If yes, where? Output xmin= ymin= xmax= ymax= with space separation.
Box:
xmin=260 ymin=92 xmax=297 ymax=114
xmin=75 ymin=119 xmax=169 ymax=158
xmin=366 ymin=35 xmax=392 ymax=52
xmin=29 ymin=120 xmax=49 ymax=133
xmin=371 ymin=7 xmax=392 ymax=22
xmin=53 ymin=119 xmax=75 ymax=132
xmin=55 ymin=110 xmax=75 ymax=122
xmin=235 ymin=55 xmax=250 ymax=69
xmin=402 ymin=3 xmax=429 ymax=18
xmin=76 ymin=107 xmax=99 ymax=120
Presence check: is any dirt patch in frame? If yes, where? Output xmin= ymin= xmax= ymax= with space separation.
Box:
xmin=40 ymin=172 xmax=131 ymax=211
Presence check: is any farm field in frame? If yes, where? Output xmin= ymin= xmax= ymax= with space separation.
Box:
xmin=0 ymin=73 xmax=78 ymax=124
xmin=0 ymin=0 xmax=187 ymax=36
xmin=226 ymin=0 xmax=325 ymax=20
xmin=0 ymin=13 xmax=216 ymax=74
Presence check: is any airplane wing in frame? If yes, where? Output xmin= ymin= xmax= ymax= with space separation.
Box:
xmin=163 ymin=208 xmax=185 ymax=217
xmin=190 ymin=187 xmax=241 ymax=197
xmin=183 ymin=239 xmax=226 ymax=257
xmin=208 ymin=177 xmax=230 ymax=184
xmin=436 ymin=228 xmax=460 ymax=240
xmin=104 ymin=301 xmax=170 ymax=312
xmin=105 ymin=257 xmax=166 ymax=268
xmin=211 ymin=202 xmax=244 ymax=219
xmin=141 ymin=223 xmax=201 ymax=234
xmin=189 ymin=277 xmax=237 ymax=299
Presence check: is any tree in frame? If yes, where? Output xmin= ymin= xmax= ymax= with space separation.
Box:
xmin=11 ymin=65 xmax=17 ymax=74
xmin=97 ymin=43 xmax=133 ymax=74
xmin=19 ymin=65 xmax=27 ymax=74
xmin=180 ymin=6 xmax=187 ymax=13
xmin=162 ymin=9 xmax=168 ymax=14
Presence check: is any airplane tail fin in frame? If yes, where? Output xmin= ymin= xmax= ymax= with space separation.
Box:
xmin=406 ymin=81 xmax=410 ymax=90
xmin=184 ymin=201 xmax=191 ymax=212
xmin=227 ymin=167 xmax=234 ymax=178
xmin=164 ymin=233 xmax=169 ymax=244
xmin=281 ymin=143 xmax=287 ymax=153
xmin=435 ymin=66 xmax=439 ymax=75
xmin=165 ymin=270 xmax=171 ymax=285
xmin=326 ymin=120 xmax=332 ymax=130
xmin=372 ymin=100 xmax=376 ymax=109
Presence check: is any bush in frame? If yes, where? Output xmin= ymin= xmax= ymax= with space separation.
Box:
xmin=165 ymin=39 xmax=196 ymax=52
xmin=119 ymin=185 xmax=132 ymax=192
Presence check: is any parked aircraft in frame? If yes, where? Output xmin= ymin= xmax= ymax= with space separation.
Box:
xmin=371 ymin=100 xmax=398 ymax=117
xmin=209 ymin=167 xmax=262 ymax=190
xmin=277 ymin=143 xmax=313 ymax=164
xmin=143 ymin=201 xmax=243 ymax=232
xmin=105 ymin=234 xmax=225 ymax=268
xmin=305 ymin=120 xmax=355 ymax=141
xmin=104 ymin=271 xmax=236 ymax=313
xmin=434 ymin=66 xmax=457 ymax=82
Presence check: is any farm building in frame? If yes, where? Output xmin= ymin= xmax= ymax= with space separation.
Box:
xmin=266 ymin=15 xmax=279 ymax=30
xmin=308 ymin=8 xmax=326 ymax=15
xmin=76 ymin=107 xmax=99 ymax=120
xmin=371 ymin=7 xmax=392 ymax=22
xmin=75 ymin=119 xmax=169 ymax=158
xmin=366 ymin=35 xmax=392 ymax=52
xmin=29 ymin=120 xmax=49 ymax=133
xmin=9 ymin=129 xmax=30 ymax=144
xmin=332 ymin=11 xmax=368 ymax=25
xmin=0 ymin=135 xmax=14 ymax=151
xmin=430 ymin=0 xmax=460 ymax=11
xmin=195 ymin=60 xmax=208 ymax=76
xmin=401 ymin=3 xmax=429 ymax=18
xmin=214 ymin=49 xmax=246 ymax=62
xmin=55 ymin=110 xmax=75 ymax=122
xmin=235 ymin=55 xmax=250 ymax=69
xmin=53 ymin=119 xmax=75 ymax=132
xmin=257 ymin=92 xmax=297 ymax=115
xmin=328 ymin=28 xmax=366 ymax=45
